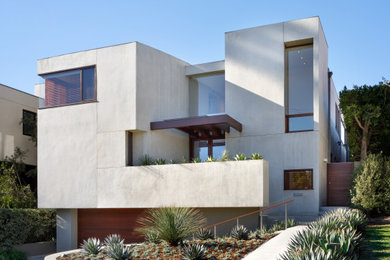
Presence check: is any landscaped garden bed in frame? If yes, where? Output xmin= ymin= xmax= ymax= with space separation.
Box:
xmin=57 ymin=234 xmax=275 ymax=260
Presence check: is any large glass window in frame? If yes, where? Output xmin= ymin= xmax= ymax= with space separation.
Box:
xmin=284 ymin=169 xmax=313 ymax=190
xmin=190 ymin=74 xmax=225 ymax=116
xmin=192 ymin=139 xmax=225 ymax=161
xmin=43 ymin=67 xmax=96 ymax=107
xmin=286 ymin=44 xmax=313 ymax=132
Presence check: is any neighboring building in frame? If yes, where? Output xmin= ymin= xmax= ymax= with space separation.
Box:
xmin=37 ymin=17 xmax=347 ymax=251
xmin=0 ymin=83 xmax=38 ymax=166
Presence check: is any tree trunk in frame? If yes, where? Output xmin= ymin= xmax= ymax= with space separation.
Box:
xmin=360 ymin=124 xmax=369 ymax=160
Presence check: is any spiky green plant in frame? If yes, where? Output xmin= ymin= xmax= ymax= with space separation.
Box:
xmin=145 ymin=232 xmax=160 ymax=243
xmin=181 ymin=156 xmax=188 ymax=163
xmin=230 ymin=225 xmax=249 ymax=240
xmin=195 ymin=228 xmax=214 ymax=240
xmin=81 ymin=238 xmax=103 ymax=255
xmin=182 ymin=243 xmax=206 ymax=260
xmin=139 ymin=155 xmax=154 ymax=165
xmin=205 ymin=156 xmax=215 ymax=162
xmin=106 ymin=243 xmax=132 ymax=260
xmin=155 ymin=158 xmax=166 ymax=165
xmin=168 ymin=159 xmax=178 ymax=164
xmin=234 ymin=153 xmax=246 ymax=161
xmin=287 ymin=218 xmax=296 ymax=228
xmin=192 ymin=158 xmax=202 ymax=163
xmin=250 ymin=153 xmax=263 ymax=160
xmin=136 ymin=207 xmax=206 ymax=246
xmin=104 ymin=234 xmax=124 ymax=248
xmin=218 ymin=150 xmax=229 ymax=161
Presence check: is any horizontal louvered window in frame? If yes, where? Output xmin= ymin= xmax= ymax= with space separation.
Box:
xmin=42 ymin=67 xmax=96 ymax=107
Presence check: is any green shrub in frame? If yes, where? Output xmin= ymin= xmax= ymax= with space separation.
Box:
xmin=0 ymin=208 xmax=56 ymax=249
xmin=0 ymin=248 xmax=27 ymax=260
xmin=205 ymin=156 xmax=215 ymax=162
xmin=350 ymin=153 xmax=390 ymax=216
xmin=136 ymin=207 xmax=206 ymax=246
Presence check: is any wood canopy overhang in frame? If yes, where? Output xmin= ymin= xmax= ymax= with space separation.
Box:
xmin=150 ymin=114 xmax=242 ymax=140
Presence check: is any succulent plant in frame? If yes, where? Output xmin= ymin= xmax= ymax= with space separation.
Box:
xmin=139 ymin=154 xmax=154 ymax=165
xmin=104 ymin=234 xmax=124 ymax=248
xmin=145 ymin=232 xmax=160 ymax=243
xmin=192 ymin=158 xmax=202 ymax=163
xmin=168 ymin=159 xmax=178 ymax=164
xmin=205 ymin=156 xmax=215 ymax=162
xmin=250 ymin=153 xmax=263 ymax=160
xmin=155 ymin=158 xmax=166 ymax=165
xmin=234 ymin=153 xmax=246 ymax=161
xmin=219 ymin=150 xmax=229 ymax=161
xmin=182 ymin=243 xmax=206 ymax=260
xmin=230 ymin=225 xmax=249 ymax=240
xmin=81 ymin=238 xmax=103 ymax=255
xmin=106 ymin=243 xmax=132 ymax=260
xmin=195 ymin=228 xmax=214 ymax=240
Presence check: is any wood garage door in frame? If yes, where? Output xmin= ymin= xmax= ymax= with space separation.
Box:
xmin=327 ymin=162 xmax=354 ymax=206
xmin=78 ymin=209 xmax=145 ymax=246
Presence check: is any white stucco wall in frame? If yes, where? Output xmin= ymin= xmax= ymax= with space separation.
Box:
xmin=0 ymin=84 xmax=38 ymax=165
xmin=225 ymin=17 xmax=327 ymax=216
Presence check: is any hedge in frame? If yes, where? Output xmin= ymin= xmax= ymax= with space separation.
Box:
xmin=0 ymin=208 xmax=56 ymax=249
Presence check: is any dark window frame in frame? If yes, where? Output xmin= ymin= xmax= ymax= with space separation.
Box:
xmin=40 ymin=65 xmax=97 ymax=108
xmin=284 ymin=169 xmax=314 ymax=190
xmin=284 ymin=42 xmax=314 ymax=133
xmin=189 ymin=138 xmax=225 ymax=160
xmin=22 ymin=109 xmax=37 ymax=136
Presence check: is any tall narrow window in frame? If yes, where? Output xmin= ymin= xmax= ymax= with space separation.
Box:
xmin=22 ymin=110 xmax=37 ymax=136
xmin=285 ymin=44 xmax=313 ymax=132
xmin=335 ymin=104 xmax=341 ymax=136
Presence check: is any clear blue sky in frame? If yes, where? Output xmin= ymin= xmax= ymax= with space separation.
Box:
xmin=0 ymin=0 xmax=388 ymax=95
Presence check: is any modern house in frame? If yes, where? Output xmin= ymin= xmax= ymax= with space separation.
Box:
xmin=37 ymin=17 xmax=348 ymax=251
xmin=0 ymin=83 xmax=38 ymax=166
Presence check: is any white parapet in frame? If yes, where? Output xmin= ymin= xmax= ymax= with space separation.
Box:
xmin=97 ymin=160 xmax=269 ymax=208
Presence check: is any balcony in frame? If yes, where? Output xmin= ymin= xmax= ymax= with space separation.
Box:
xmin=97 ymin=160 xmax=269 ymax=208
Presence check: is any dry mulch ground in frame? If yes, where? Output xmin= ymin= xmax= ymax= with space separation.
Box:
xmin=57 ymin=234 xmax=275 ymax=260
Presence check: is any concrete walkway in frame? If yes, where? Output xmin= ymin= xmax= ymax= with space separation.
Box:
xmin=243 ymin=225 xmax=307 ymax=260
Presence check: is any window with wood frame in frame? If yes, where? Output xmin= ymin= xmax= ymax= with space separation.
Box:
xmin=285 ymin=43 xmax=314 ymax=132
xmin=191 ymin=139 xmax=225 ymax=161
xmin=42 ymin=66 xmax=96 ymax=107
xmin=284 ymin=169 xmax=313 ymax=190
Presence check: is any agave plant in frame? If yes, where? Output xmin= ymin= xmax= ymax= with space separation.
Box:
xmin=182 ymin=243 xmax=206 ymax=260
xmin=234 ymin=153 xmax=246 ymax=161
xmin=250 ymin=153 xmax=263 ymax=160
xmin=155 ymin=158 xmax=166 ymax=165
xmin=205 ymin=156 xmax=215 ymax=162
xmin=136 ymin=207 xmax=206 ymax=246
xmin=192 ymin=158 xmax=202 ymax=163
xmin=106 ymin=243 xmax=132 ymax=260
xmin=168 ymin=159 xmax=178 ymax=164
xmin=81 ymin=238 xmax=103 ymax=255
xmin=145 ymin=232 xmax=160 ymax=243
xmin=104 ymin=234 xmax=124 ymax=248
xmin=195 ymin=228 xmax=214 ymax=240
xmin=230 ymin=225 xmax=249 ymax=240
xmin=139 ymin=154 xmax=154 ymax=165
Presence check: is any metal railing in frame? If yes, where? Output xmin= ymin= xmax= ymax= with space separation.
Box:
xmin=204 ymin=199 xmax=294 ymax=238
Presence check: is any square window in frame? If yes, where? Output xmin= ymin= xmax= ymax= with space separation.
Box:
xmin=284 ymin=169 xmax=313 ymax=190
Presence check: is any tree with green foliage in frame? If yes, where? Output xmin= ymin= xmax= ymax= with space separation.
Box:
xmin=0 ymin=148 xmax=36 ymax=208
xmin=350 ymin=153 xmax=390 ymax=216
xmin=339 ymin=83 xmax=390 ymax=161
